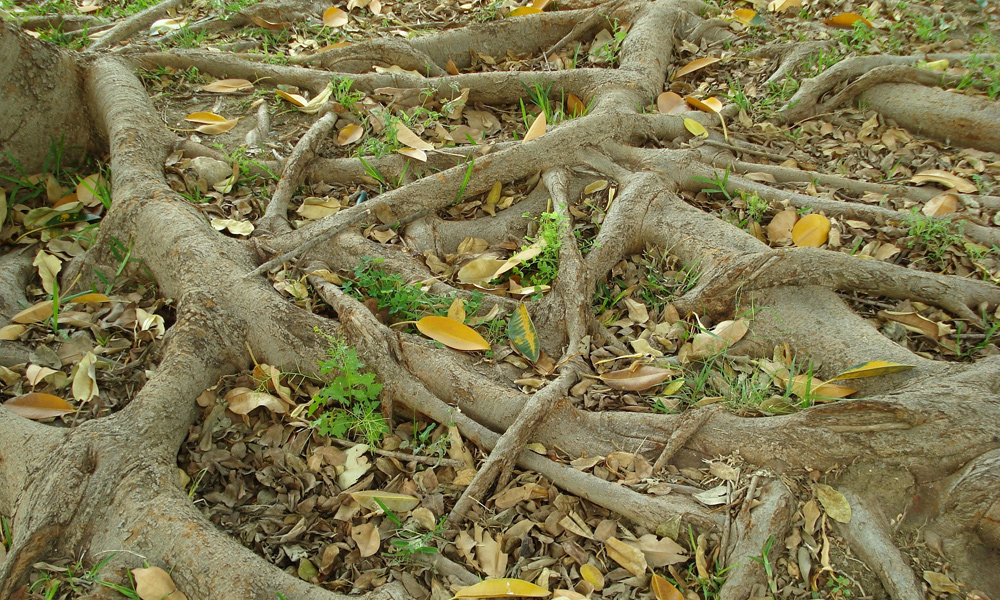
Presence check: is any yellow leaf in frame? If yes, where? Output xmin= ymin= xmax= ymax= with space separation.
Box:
xmin=523 ymin=112 xmax=546 ymax=142
xmin=584 ymin=179 xmax=608 ymax=194
xmin=275 ymin=90 xmax=308 ymax=107
xmin=133 ymin=566 xmax=187 ymax=600
xmin=507 ymin=303 xmax=539 ymax=362
xmin=396 ymin=123 xmax=434 ymax=151
xmin=12 ymin=300 xmax=54 ymax=324
xmin=202 ymin=78 xmax=253 ymax=93
xmin=815 ymin=484 xmax=851 ymax=523
xmin=530 ymin=0 xmax=550 ymax=9
xmin=579 ymin=565 xmax=604 ymax=592
xmin=673 ymin=56 xmax=721 ymax=79
xmin=909 ymin=169 xmax=977 ymax=194
xmin=323 ymin=6 xmax=349 ymax=27
xmin=486 ymin=181 xmax=503 ymax=205
xmin=195 ymin=118 xmax=239 ymax=135
xmin=683 ymin=118 xmax=708 ymax=138
xmin=350 ymin=490 xmax=420 ymax=512
xmin=922 ymin=572 xmax=961 ymax=594
xmin=651 ymin=574 xmax=683 ymax=600
xmin=823 ymin=12 xmax=873 ymax=28
xmin=600 ymin=365 xmax=678 ymax=392
xmin=656 ymin=91 xmax=686 ymax=114
xmin=792 ymin=213 xmax=831 ymax=247
xmin=3 ymin=393 xmax=74 ymax=420
xmin=33 ymin=249 xmax=61 ymax=295
xmin=337 ymin=123 xmax=364 ymax=145
xmin=492 ymin=241 xmax=545 ymax=280
xmin=453 ymin=578 xmax=551 ymax=599
xmin=508 ymin=6 xmax=543 ymax=17
xmin=416 ymin=316 xmax=490 ymax=351
xmin=828 ymin=361 xmax=914 ymax=381
xmin=605 ymin=537 xmax=647 ymax=577
xmin=732 ymin=9 xmax=758 ymax=26
xmin=566 ymin=93 xmax=586 ymax=117
xmin=184 ymin=111 xmax=228 ymax=124
xmin=685 ymin=96 xmax=722 ymax=113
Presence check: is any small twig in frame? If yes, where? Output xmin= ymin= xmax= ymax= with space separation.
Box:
xmin=652 ymin=405 xmax=720 ymax=472
xmin=330 ymin=438 xmax=465 ymax=468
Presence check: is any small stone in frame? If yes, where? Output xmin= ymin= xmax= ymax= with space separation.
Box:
xmin=189 ymin=157 xmax=232 ymax=187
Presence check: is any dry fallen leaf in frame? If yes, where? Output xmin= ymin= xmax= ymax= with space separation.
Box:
xmin=909 ymin=170 xmax=977 ymax=194
xmin=133 ymin=566 xmax=187 ymax=600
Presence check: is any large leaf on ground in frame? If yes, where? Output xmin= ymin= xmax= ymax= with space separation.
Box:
xmin=453 ymin=579 xmax=550 ymax=599
xmin=507 ymin=303 xmax=539 ymax=362
xmin=416 ymin=316 xmax=490 ymax=351
xmin=600 ymin=365 xmax=678 ymax=391
xmin=351 ymin=491 xmax=420 ymax=512
xmin=828 ymin=361 xmax=914 ymax=381
xmin=3 ymin=393 xmax=74 ymax=420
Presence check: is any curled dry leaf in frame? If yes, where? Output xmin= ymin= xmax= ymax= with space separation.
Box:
xmin=458 ymin=256 xmax=507 ymax=285
xmin=416 ymin=316 xmax=491 ymax=351
xmin=398 ymin=148 xmax=428 ymax=161
xmin=3 ymin=393 xmax=74 ymax=420
xmin=337 ymin=123 xmax=364 ymax=145
xmin=250 ymin=15 xmax=290 ymax=29
xmin=149 ymin=18 xmax=185 ymax=34
xmin=226 ymin=387 xmax=287 ymax=414
xmin=72 ymin=351 xmax=99 ymax=404
xmin=0 ymin=324 xmax=26 ymax=340
xmin=276 ymin=90 xmax=308 ymax=107
xmin=76 ymin=173 xmax=108 ymax=207
xmin=909 ymin=169 xmax=977 ymax=194
xmin=185 ymin=111 xmax=228 ymax=124
xmin=685 ymin=96 xmax=722 ymax=113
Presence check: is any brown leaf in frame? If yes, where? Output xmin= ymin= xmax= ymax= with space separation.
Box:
xmin=133 ymin=566 xmax=187 ymax=600
xmin=909 ymin=170 xmax=977 ymax=194
xmin=766 ymin=209 xmax=797 ymax=245
xmin=600 ymin=365 xmax=678 ymax=391
xmin=3 ymin=393 xmax=74 ymax=420
xmin=605 ymin=537 xmax=647 ymax=576
xmin=673 ymin=56 xmax=721 ymax=79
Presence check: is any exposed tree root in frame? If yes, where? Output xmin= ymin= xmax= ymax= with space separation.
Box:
xmin=2 ymin=0 xmax=1000 ymax=597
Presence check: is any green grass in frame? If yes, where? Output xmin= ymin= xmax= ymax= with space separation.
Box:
xmin=509 ymin=212 xmax=565 ymax=287
xmin=905 ymin=210 xmax=966 ymax=267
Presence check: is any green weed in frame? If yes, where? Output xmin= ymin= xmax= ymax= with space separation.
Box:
xmin=905 ymin=210 xmax=965 ymax=267
xmin=510 ymin=212 xmax=565 ymax=287
xmin=308 ymin=332 xmax=388 ymax=445
xmin=376 ymin=498 xmax=447 ymax=563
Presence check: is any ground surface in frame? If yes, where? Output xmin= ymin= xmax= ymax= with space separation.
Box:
xmin=1 ymin=0 xmax=1000 ymax=599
